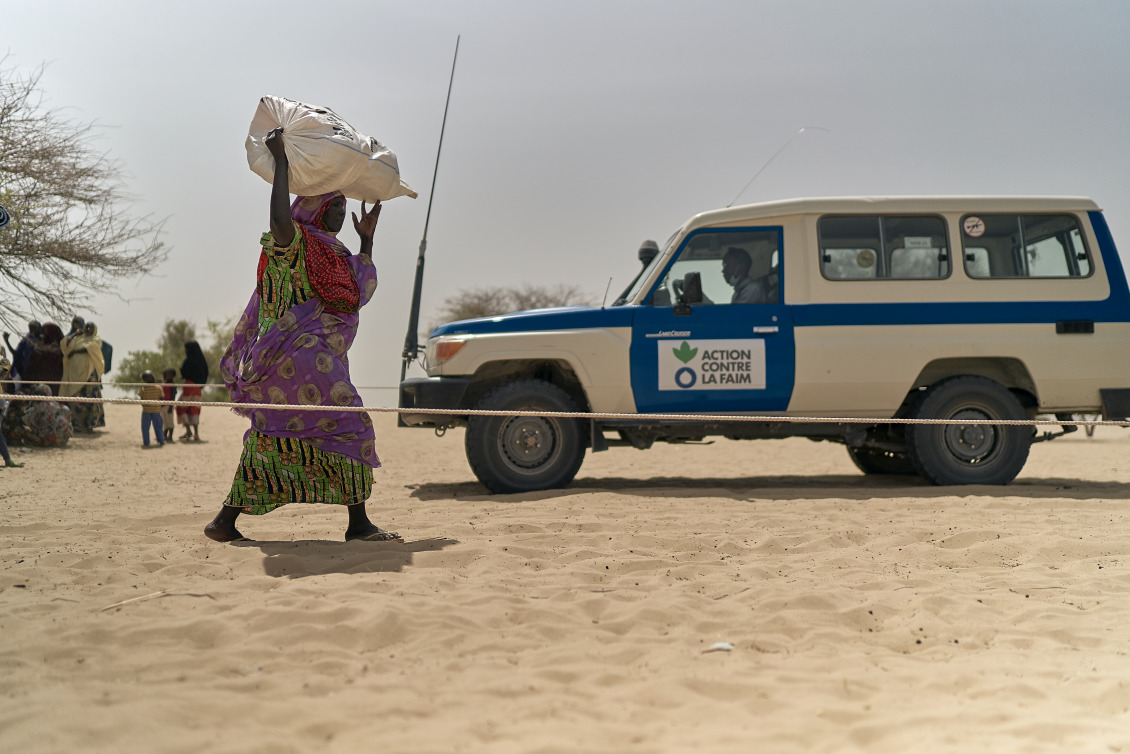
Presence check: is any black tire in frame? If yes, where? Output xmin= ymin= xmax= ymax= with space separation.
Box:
xmin=465 ymin=379 xmax=586 ymax=494
xmin=846 ymin=446 xmax=917 ymax=476
xmin=906 ymin=376 xmax=1032 ymax=485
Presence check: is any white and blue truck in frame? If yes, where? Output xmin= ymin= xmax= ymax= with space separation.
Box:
xmin=399 ymin=196 xmax=1130 ymax=493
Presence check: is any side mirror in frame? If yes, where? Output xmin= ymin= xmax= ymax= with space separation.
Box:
xmin=674 ymin=272 xmax=702 ymax=316
xmin=638 ymin=240 xmax=659 ymax=268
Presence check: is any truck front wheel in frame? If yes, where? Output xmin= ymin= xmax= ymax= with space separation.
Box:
xmin=465 ymin=380 xmax=586 ymax=494
xmin=906 ymin=376 xmax=1032 ymax=485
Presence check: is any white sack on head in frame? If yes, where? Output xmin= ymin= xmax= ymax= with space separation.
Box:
xmin=246 ymin=95 xmax=418 ymax=202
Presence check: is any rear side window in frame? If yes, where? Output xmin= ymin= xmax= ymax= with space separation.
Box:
xmin=818 ymin=215 xmax=949 ymax=280
xmin=961 ymin=214 xmax=1091 ymax=278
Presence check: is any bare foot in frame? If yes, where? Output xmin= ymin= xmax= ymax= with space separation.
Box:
xmin=345 ymin=523 xmax=403 ymax=542
xmin=204 ymin=519 xmax=247 ymax=542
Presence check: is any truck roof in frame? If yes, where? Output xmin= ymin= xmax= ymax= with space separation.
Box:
xmin=688 ymin=195 xmax=1101 ymax=231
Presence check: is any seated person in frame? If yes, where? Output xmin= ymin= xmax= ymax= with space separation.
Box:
xmin=665 ymin=246 xmax=777 ymax=307
xmin=722 ymin=247 xmax=774 ymax=304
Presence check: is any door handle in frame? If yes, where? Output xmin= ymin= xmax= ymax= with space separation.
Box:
xmin=753 ymin=326 xmax=779 ymax=334
xmin=1056 ymin=320 xmax=1094 ymax=334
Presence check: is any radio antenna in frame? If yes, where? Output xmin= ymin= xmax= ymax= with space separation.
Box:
xmin=726 ymin=126 xmax=828 ymax=208
xmin=600 ymin=277 xmax=613 ymax=309
xmin=401 ymin=36 xmax=461 ymax=381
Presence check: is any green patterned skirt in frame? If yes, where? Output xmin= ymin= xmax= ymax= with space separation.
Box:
xmin=224 ymin=430 xmax=373 ymax=515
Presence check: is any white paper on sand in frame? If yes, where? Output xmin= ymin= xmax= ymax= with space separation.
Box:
xmin=703 ymin=642 xmax=734 ymax=653
xmin=246 ymin=95 xmax=418 ymax=203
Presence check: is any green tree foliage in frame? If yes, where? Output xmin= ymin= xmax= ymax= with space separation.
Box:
xmin=113 ymin=316 xmax=236 ymax=400
xmin=0 ymin=60 xmax=166 ymax=330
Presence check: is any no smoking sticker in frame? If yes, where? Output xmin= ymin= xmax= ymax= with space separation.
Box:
xmin=963 ymin=216 xmax=986 ymax=238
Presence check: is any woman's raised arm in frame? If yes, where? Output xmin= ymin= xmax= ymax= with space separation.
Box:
xmin=266 ymin=128 xmax=295 ymax=247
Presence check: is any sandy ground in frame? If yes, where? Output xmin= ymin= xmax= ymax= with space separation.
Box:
xmin=1 ymin=403 xmax=1129 ymax=753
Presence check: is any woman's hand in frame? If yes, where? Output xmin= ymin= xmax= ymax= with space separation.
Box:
xmin=352 ymin=200 xmax=381 ymax=255
xmin=265 ymin=127 xmax=287 ymax=161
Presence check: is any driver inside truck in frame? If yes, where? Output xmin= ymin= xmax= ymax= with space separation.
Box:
xmin=668 ymin=243 xmax=778 ymax=306
xmin=722 ymin=247 xmax=774 ymax=304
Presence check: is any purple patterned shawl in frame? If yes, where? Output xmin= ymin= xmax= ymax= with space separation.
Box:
xmin=220 ymin=215 xmax=380 ymax=468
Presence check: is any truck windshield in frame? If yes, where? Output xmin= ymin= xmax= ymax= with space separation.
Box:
xmin=612 ymin=230 xmax=680 ymax=306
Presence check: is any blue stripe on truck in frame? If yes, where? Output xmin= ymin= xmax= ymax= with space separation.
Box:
xmin=430 ymin=307 xmax=634 ymax=337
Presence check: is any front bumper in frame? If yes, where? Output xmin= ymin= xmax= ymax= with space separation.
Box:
xmin=398 ymin=376 xmax=473 ymax=427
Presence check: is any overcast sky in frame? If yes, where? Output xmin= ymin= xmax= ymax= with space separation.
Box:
xmin=6 ymin=0 xmax=1130 ymax=398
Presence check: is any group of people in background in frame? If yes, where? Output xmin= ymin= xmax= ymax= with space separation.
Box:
xmin=1 ymin=317 xmax=108 ymax=449
xmin=136 ymin=342 xmax=209 ymax=448
xmin=0 ymin=317 xmax=210 ymax=453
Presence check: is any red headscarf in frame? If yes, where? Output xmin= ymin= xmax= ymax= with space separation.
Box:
xmin=258 ymin=191 xmax=361 ymax=313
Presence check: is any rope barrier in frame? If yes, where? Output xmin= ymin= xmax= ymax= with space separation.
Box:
xmin=6 ymin=380 xmax=401 ymax=390
xmin=2 ymin=392 xmax=1126 ymax=427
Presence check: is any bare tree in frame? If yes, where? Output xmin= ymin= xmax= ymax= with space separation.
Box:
xmin=0 ymin=60 xmax=167 ymax=328
xmin=433 ymin=283 xmax=594 ymax=325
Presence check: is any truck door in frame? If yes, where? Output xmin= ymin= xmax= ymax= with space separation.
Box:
xmin=629 ymin=227 xmax=795 ymax=414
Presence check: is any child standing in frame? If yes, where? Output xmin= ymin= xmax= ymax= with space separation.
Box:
xmin=139 ymin=371 xmax=165 ymax=448
xmin=160 ymin=367 xmax=177 ymax=443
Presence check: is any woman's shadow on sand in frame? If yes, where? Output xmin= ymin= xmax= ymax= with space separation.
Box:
xmin=235 ymin=537 xmax=458 ymax=579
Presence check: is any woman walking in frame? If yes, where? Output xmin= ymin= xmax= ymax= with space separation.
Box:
xmin=176 ymin=341 xmax=208 ymax=441
xmin=205 ymin=127 xmax=398 ymax=543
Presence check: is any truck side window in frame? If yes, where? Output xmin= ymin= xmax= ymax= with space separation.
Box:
xmin=652 ymin=229 xmax=780 ymax=306
xmin=961 ymin=214 xmax=1092 ymax=278
xmin=819 ymin=215 xmax=949 ymax=280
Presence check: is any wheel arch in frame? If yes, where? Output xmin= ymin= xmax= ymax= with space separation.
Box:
xmin=911 ymin=357 xmax=1039 ymax=410
xmin=462 ymin=359 xmax=591 ymax=414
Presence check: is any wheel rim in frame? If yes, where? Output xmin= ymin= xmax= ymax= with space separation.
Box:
xmin=497 ymin=415 xmax=562 ymax=475
xmin=942 ymin=407 xmax=999 ymax=464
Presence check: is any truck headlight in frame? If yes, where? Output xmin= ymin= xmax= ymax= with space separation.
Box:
xmin=426 ymin=337 xmax=467 ymax=368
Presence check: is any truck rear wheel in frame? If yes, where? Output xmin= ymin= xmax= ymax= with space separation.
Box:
xmin=465 ymin=379 xmax=586 ymax=494
xmin=846 ymin=446 xmax=917 ymax=476
xmin=906 ymin=376 xmax=1032 ymax=485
